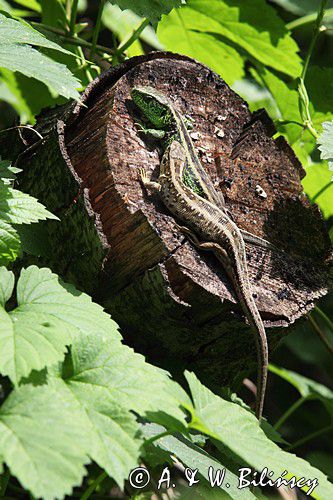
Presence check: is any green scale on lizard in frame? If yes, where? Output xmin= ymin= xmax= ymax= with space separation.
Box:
xmin=131 ymin=86 xmax=206 ymax=199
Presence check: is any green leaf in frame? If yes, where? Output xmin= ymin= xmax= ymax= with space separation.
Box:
xmin=0 ymin=44 xmax=80 ymax=101
xmin=185 ymin=372 xmax=333 ymax=499
xmin=0 ymin=69 xmax=34 ymax=123
xmin=0 ymin=12 xmax=70 ymax=53
xmin=0 ymin=219 xmax=20 ymax=265
xmin=67 ymin=331 xmax=190 ymax=425
xmin=158 ymin=13 xmax=244 ymax=85
xmin=0 ymin=267 xmax=14 ymax=306
xmin=51 ymin=377 xmax=142 ymax=488
xmin=0 ymin=383 xmax=89 ymax=499
xmin=0 ymin=159 xmax=21 ymax=183
xmin=108 ymin=0 xmax=183 ymax=23
xmin=302 ymin=162 xmax=333 ymax=219
xmin=47 ymin=313 xmax=190 ymax=486
xmin=103 ymin=4 xmax=162 ymax=57
xmin=142 ymin=423 xmax=257 ymax=499
xmin=251 ymin=66 xmax=302 ymax=144
xmin=269 ymin=365 xmax=333 ymax=415
xmin=11 ymin=0 xmax=41 ymax=11
xmin=0 ymin=182 xmax=57 ymax=224
xmin=0 ymin=265 xmax=121 ymax=384
xmin=317 ymin=119 xmax=333 ymax=172
xmin=159 ymin=0 xmax=302 ymax=78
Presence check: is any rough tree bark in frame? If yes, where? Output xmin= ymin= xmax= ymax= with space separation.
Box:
xmin=4 ymin=52 xmax=332 ymax=391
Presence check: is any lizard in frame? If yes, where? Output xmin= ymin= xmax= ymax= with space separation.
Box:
xmin=131 ymin=86 xmax=269 ymax=421
xmin=131 ymin=85 xmax=272 ymax=251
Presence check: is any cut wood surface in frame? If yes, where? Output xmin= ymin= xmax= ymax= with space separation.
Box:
xmin=7 ymin=52 xmax=332 ymax=389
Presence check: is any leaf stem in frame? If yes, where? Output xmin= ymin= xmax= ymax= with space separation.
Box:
xmin=309 ymin=315 xmax=333 ymax=357
xmin=314 ymin=306 xmax=333 ymax=332
xmin=90 ymin=0 xmax=106 ymax=59
xmin=302 ymin=0 xmax=328 ymax=81
xmin=80 ymin=471 xmax=107 ymax=500
xmin=311 ymin=181 xmax=333 ymax=202
xmin=286 ymin=425 xmax=333 ymax=451
xmin=286 ymin=8 xmax=333 ymax=30
xmin=69 ymin=0 xmax=80 ymax=36
xmin=143 ymin=430 xmax=171 ymax=446
xmin=31 ymin=22 xmax=114 ymax=56
xmin=115 ymin=18 xmax=150 ymax=56
xmin=274 ymin=397 xmax=306 ymax=431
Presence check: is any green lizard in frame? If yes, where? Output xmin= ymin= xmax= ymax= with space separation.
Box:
xmin=131 ymin=86 xmax=271 ymax=250
xmin=131 ymin=86 xmax=269 ymax=421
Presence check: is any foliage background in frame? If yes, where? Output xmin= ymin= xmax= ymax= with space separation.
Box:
xmin=0 ymin=1 xmax=332 ymax=499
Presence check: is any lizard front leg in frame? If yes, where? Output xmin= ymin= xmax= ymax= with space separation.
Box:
xmin=139 ymin=168 xmax=162 ymax=195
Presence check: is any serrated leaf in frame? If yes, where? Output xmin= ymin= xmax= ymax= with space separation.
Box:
xmin=158 ymin=15 xmax=244 ymax=85
xmin=317 ymin=120 xmax=333 ymax=171
xmin=52 ymin=377 xmax=141 ymax=487
xmin=53 ymin=329 xmax=191 ymax=484
xmin=0 ymin=44 xmax=80 ymax=100
xmin=108 ymin=0 xmax=183 ymax=23
xmin=0 ymin=159 xmax=21 ymax=182
xmin=159 ymin=0 xmax=301 ymax=78
xmin=142 ymin=423 xmax=256 ymax=499
xmin=0 ymin=267 xmax=14 ymax=306
xmin=0 ymin=383 xmax=89 ymax=500
xmin=186 ymin=372 xmax=333 ymax=499
xmin=0 ymin=182 xmax=58 ymax=224
xmin=269 ymin=364 xmax=333 ymax=416
xmin=0 ymin=12 xmax=70 ymax=53
xmin=0 ymin=219 xmax=20 ymax=265
xmin=0 ymin=266 xmax=121 ymax=384
xmin=68 ymin=332 xmax=190 ymax=424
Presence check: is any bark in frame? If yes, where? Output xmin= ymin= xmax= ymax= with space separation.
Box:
xmin=4 ymin=52 xmax=332 ymax=389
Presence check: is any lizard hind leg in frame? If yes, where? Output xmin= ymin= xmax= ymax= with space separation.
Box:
xmin=175 ymin=223 xmax=231 ymax=266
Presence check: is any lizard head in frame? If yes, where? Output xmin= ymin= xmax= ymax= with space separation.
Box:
xmin=131 ymin=86 xmax=173 ymax=129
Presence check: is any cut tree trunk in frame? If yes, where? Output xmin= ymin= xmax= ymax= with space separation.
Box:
xmin=4 ymin=52 xmax=332 ymax=391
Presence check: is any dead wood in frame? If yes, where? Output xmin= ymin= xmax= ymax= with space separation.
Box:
xmin=4 ymin=52 xmax=332 ymax=390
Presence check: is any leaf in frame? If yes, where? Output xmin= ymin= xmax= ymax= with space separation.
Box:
xmin=185 ymin=372 xmax=333 ymax=499
xmin=269 ymin=365 xmax=333 ymax=416
xmin=108 ymin=0 xmax=183 ymax=23
xmin=0 ymin=44 xmax=80 ymax=101
xmin=0 ymin=182 xmax=57 ymax=224
xmin=159 ymin=0 xmax=302 ymax=78
xmin=51 ymin=377 xmax=142 ymax=488
xmin=68 ymin=330 xmax=190 ymax=425
xmin=51 ymin=326 xmax=191 ymax=484
xmin=11 ymin=0 xmax=41 ymax=11
xmin=0 ymin=383 xmax=89 ymax=500
xmin=302 ymin=162 xmax=333 ymax=219
xmin=0 ymin=267 xmax=14 ymax=306
xmin=317 ymin=120 xmax=333 ymax=172
xmin=142 ymin=423 xmax=257 ymax=499
xmin=0 ymin=158 xmax=21 ymax=182
xmin=103 ymin=4 xmax=162 ymax=58
xmin=0 ymin=266 xmax=121 ymax=384
xmin=0 ymin=69 xmax=34 ymax=123
xmin=0 ymin=12 xmax=70 ymax=53
xmin=158 ymin=13 xmax=244 ymax=85
xmin=0 ymin=219 xmax=20 ymax=265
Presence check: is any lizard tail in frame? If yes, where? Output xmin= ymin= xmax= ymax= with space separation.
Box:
xmin=213 ymin=246 xmax=268 ymax=423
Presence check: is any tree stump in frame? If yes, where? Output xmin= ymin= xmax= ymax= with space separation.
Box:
xmin=6 ymin=52 xmax=332 ymax=390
